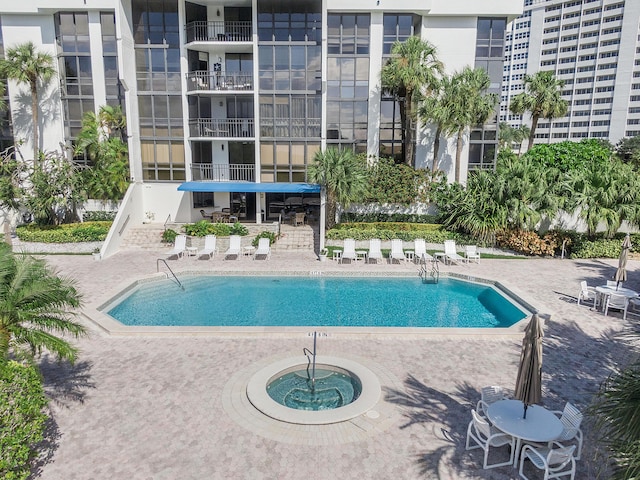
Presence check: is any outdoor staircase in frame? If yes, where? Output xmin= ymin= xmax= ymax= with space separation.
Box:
xmin=272 ymin=223 xmax=318 ymax=253
xmin=120 ymin=224 xmax=167 ymax=250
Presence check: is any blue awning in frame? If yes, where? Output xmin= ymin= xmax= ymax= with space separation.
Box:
xmin=178 ymin=182 xmax=321 ymax=194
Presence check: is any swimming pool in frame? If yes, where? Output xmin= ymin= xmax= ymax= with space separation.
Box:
xmin=104 ymin=275 xmax=528 ymax=328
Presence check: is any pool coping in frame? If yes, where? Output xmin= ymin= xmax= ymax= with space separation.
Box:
xmin=84 ymin=270 xmax=542 ymax=337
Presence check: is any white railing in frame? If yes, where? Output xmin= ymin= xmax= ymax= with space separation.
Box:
xmin=185 ymin=21 xmax=252 ymax=43
xmin=191 ymin=164 xmax=255 ymax=182
xmin=186 ymin=71 xmax=253 ymax=91
xmin=189 ymin=118 xmax=255 ymax=138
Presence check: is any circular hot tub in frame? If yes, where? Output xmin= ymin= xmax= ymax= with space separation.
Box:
xmin=246 ymin=355 xmax=381 ymax=425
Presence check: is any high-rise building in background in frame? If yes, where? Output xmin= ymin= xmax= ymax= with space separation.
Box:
xmin=502 ymin=0 xmax=640 ymax=144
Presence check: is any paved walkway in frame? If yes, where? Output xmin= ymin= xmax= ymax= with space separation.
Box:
xmin=33 ymin=249 xmax=638 ymax=479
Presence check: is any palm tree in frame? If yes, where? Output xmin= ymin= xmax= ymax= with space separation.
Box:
xmin=447 ymin=67 xmax=498 ymax=183
xmin=0 ymin=247 xmax=85 ymax=365
xmin=419 ymin=76 xmax=455 ymax=173
xmin=381 ymin=36 xmax=443 ymax=168
xmin=509 ymin=71 xmax=568 ymax=152
xmin=0 ymin=42 xmax=56 ymax=163
xmin=308 ymin=147 xmax=368 ymax=230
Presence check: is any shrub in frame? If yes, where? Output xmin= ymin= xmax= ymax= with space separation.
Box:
xmin=0 ymin=361 xmax=49 ymax=480
xmin=326 ymin=222 xmax=468 ymax=243
xmin=495 ymin=229 xmax=556 ymax=256
xmin=184 ymin=220 xmax=211 ymax=237
xmin=161 ymin=229 xmax=178 ymax=244
xmin=252 ymin=231 xmax=277 ymax=247
xmin=341 ymin=212 xmax=439 ymax=224
xmin=229 ymin=222 xmax=249 ymax=236
xmin=183 ymin=221 xmax=248 ymax=237
xmin=15 ymin=221 xmax=112 ymax=243
xmin=82 ymin=211 xmax=117 ymax=222
xmin=570 ymin=237 xmax=626 ymax=259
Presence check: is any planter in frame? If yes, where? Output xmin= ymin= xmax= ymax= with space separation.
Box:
xmin=92 ymin=252 xmax=101 ymax=261
xmin=318 ymin=254 xmax=327 ymax=262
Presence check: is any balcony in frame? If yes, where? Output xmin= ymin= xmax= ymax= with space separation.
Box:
xmin=191 ymin=163 xmax=255 ymax=182
xmin=185 ymin=21 xmax=252 ymax=43
xmin=186 ymin=71 xmax=253 ymax=92
xmin=189 ymin=118 xmax=255 ymax=138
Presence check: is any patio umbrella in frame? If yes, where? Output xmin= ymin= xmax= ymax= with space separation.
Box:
xmin=615 ymin=233 xmax=632 ymax=289
xmin=514 ymin=314 xmax=543 ymax=419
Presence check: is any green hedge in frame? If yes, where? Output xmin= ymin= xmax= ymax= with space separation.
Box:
xmin=252 ymin=231 xmax=277 ymax=247
xmin=327 ymin=222 xmax=469 ymax=243
xmin=183 ymin=220 xmax=249 ymax=237
xmin=16 ymin=221 xmax=112 ymax=243
xmin=0 ymin=361 xmax=49 ymax=480
xmin=83 ymin=211 xmax=117 ymax=221
xmin=341 ymin=212 xmax=439 ymax=224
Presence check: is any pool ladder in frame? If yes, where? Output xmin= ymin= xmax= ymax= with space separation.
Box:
xmin=418 ymin=255 xmax=439 ymax=284
xmin=156 ymin=258 xmax=185 ymax=290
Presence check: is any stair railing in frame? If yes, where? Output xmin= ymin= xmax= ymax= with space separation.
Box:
xmin=156 ymin=258 xmax=184 ymax=290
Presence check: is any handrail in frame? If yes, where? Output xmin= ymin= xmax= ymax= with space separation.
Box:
xmin=302 ymin=331 xmax=318 ymax=390
xmin=163 ymin=214 xmax=172 ymax=231
xmin=419 ymin=254 xmax=439 ymax=284
xmin=118 ymin=214 xmax=130 ymax=236
xmin=156 ymin=258 xmax=184 ymax=290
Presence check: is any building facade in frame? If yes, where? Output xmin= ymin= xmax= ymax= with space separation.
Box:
xmin=1 ymin=0 xmax=521 ymax=228
xmin=502 ymin=0 xmax=640 ymax=144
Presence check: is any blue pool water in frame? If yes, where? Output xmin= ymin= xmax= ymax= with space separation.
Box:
xmin=106 ymin=276 xmax=527 ymax=328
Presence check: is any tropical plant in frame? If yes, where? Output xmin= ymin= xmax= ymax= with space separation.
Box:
xmin=446 ymin=67 xmax=498 ymax=183
xmin=498 ymin=122 xmax=530 ymax=156
xmin=0 ymin=145 xmax=25 ymax=211
xmin=615 ymin=136 xmax=640 ymax=170
xmin=364 ymin=156 xmax=434 ymax=204
xmin=590 ymin=359 xmax=640 ymax=480
xmin=419 ymin=76 xmax=455 ymax=173
xmin=0 ymin=42 xmax=56 ymax=162
xmin=381 ymin=36 xmax=443 ymax=167
xmin=509 ymin=71 xmax=568 ymax=152
xmin=524 ymin=139 xmax=613 ymax=173
xmin=0 ymin=248 xmax=85 ymax=365
xmin=308 ymin=147 xmax=368 ymax=230
xmin=252 ymin=231 xmax=277 ymax=247
xmin=0 ymin=360 xmax=49 ymax=480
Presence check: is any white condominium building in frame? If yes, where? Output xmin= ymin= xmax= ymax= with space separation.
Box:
xmin=502 ymin=0 xmax=640 ymax=144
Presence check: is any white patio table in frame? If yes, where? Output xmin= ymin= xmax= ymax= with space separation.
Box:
xmin=595 ymin=285 xmax=639 ymax=311
xmin=487 ymin=399 xmax=563 ymax=467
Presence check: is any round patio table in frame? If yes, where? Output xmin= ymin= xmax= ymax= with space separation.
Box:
xmin=487 ymin=399 xmax=563 ymax=467
xmin=595 ymin=285 xmax=639 ymax=311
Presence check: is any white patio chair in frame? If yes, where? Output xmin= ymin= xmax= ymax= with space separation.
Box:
xmin=167 ymin=234 xmax=186 ymax=259
xmin=368 ymin=238 xmax=384 ymax=264
xmin=519 ymin=442 xmax=576 ymax=480
xmin=551 ymin=402 xmax=584 ymax=460
xmin=606 ymin=280 xmax=617 ymax=287
xmin=413 ymin=239 xmax=433 ymax=264
xmin=465 ymin=245 xmax=481 ymax=264
xmin=224 ymin=235 xmax=242 ymax=260
xmin=577 ymin=281 xmax=597 ymax=307
xmin=444 ymin=240 xmax=465 ymax=265
xmin=466 ymin=409 xmax=515 ymax=469
xmin=604 ymin=293 xmax=630 ymax=320
xmin=390 ymin=239 xmax=407 ymax=264
xmin=476 ymin=385 xmax=508 ymax=417
xmin=254 ymin=237 xmax=271 ymax=260
xmin=198 ymin=235 xmax=217 ymax=259
xmin=341 ymin=238 xmax=357 ymax=264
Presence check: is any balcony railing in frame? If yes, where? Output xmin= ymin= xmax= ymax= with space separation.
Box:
xmin=186 ymin=71 xmax=253 ymax=92
xmin=189 ymin=118 xmax=255 ymax=138
xmin=191 ymin=164 xmax=255 ymax=182
xmin=185 ymin=21 xmax=252 ymax=43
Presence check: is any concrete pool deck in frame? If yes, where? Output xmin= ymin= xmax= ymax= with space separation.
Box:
xmin=35 ymin=249 xmax=638 ymax=479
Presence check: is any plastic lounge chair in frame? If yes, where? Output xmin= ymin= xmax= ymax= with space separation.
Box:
xmin=390 ymin=239 xmax=407 ymax=264
xmin=476 ymin=385 xmax=508 ymax=417
xmin=198 ymin=235 xmax=217 ymax=259
xmin=254 ymin=237 xmax=271 ymax=260
xmin=604 ymin=293 xmax=630 ymax=320
xmin=519 ymin=442 xmax=576 ymax=480
xmin=368 ymin=239 xmax=384 ymax=264
xmin=224 ymin=235 xmax=242 ymax=260
xmin=167 ymin=234 xmax=186 ymax=259
xmin=577 ymin=281 xmax=597 ymax=307
xmin=341 ymin=238 xmax=357 ymax=264
xmin=465 ymin=245 xmax=481 ymax=264
xmin=444 ymin=240 xmax=465 ymax=265
xmin=466 ymin=409 xmax=515 ymax=469
xmin=413 ymin=239 xmax=433 ymax=264
xmin=551 ymin=402 xmax=584 ymax=460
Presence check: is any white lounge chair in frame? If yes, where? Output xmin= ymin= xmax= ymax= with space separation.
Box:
xmin=341 ymin=238 xmax=357 ymax=264
xmin=390 ymin=239 xmax=407 ymax=264
xmin=224 ymin=235 xmax=242 ymax=260
xmin=577 ymin=281 xmax=597 ymax=307
xmin=167 ymin=234 xmax=186 ymax=259
xmin=413 ymin=239 xmax=433 ymax=264
xmin=466 ymin=409 xmax=515 ymax=469
xmin=444 ymin=240 xmax=465 ymax=265
xmin=198 ymin=235 xmax=216 ymax=259
xmin=368 ymin=239 xmax=384 ymax=264
xmin=254 ymin=237 xmax=271 ymax=260
xmin=519 ymin=442 xmax=576 ymax=480
xmin=465 ymin=245 xmax=481 ymax=264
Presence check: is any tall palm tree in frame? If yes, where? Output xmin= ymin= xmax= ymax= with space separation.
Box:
xmin=0 ymin=42 xmax=56 ymax=163
xmin=0 ymin=247 xmax=85 ymax=365
xmin=509 ymin=71 xmax=568 ymax=152
xmin=447 ymin=67 xmax=498 ymax=183
xmin=419 ymin=76 xmax=455 ymax=173
xmin=381 ymin=36 xmax=443 ymax=168
xmin=308 ymin=147 xmax=368 ymax=230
